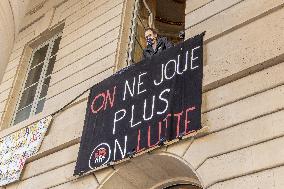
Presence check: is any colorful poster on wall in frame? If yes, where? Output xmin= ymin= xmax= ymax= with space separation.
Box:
xmin=0 ymin=116 xmax=52 ymax=186
xmin=74 ymin=33 xmax=204 ymax=175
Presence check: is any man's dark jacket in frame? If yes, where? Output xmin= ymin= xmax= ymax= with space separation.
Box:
xmin=142 ymin=37 xmax=173 ymax=60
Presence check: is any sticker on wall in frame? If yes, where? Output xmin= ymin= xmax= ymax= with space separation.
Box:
xmin=0 ymin=116 xmax=52 ymax=186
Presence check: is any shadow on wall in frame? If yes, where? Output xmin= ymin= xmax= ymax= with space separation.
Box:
xmin=0 ymin=0 xmax=30 ymax=82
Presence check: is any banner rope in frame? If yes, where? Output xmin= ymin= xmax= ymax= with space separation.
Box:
xmin=51 ymin=87 xmax=91 ymax=117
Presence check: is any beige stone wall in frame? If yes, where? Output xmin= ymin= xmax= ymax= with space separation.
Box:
xmin=0 ymin=0 xmax=126 ymax=188
xmin=0 ymin=0 xmax=284 ymax=188
xmin=0 ymin=0 xmax=30 ymax=83
xmin=184 ymin=0 xmax=284 ymax=188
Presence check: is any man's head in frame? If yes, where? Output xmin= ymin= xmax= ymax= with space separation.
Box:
xmin=145 ymin=28 xmax=158 ymax=47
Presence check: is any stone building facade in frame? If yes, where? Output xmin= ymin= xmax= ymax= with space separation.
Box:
xmin=0 ymin=0 xmax=283 ymax=188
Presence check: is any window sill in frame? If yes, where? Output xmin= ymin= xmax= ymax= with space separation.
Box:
xmin=0 ymin=111 xmax=50 ymax=138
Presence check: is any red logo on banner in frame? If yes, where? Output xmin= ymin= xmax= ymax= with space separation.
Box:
xmin=89 ymin=143 xmax=111 ymax=169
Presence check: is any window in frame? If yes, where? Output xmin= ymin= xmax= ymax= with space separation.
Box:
xmin=12 ymin=32 xmax=62 ymax=125
xmin=165 ymin=184 xmax=201 ymax=189
xmin=128 ymin=0 xmax=185 ymax=64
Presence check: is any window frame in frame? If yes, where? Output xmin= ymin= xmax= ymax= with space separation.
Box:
xmin=11 ymin=32 xmax=62 ymax=126
xmin=127 ymin=0 xmax=141 ymax=65
xmin=127 ymin=0 xmax=185 ymax=64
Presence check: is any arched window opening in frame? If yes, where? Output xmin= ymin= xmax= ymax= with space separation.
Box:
xmin=128 ymin=0 xmax=185 ymax=64
xmin=164 ymin=184 xmax=202 ymax=189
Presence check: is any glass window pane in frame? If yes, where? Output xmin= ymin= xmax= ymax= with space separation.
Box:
xmin=36 ymin=98 xmax=45 ymax=114
xmin=14 ymin=105 xmax=32 ymax=125
xmin=46 ymin=56 xmax=56 ymax=76
xmin=18 ymin=84 xmax=38 ymax=109
xmin=51 ymin=36 xmax=62 ymax=56
xmin=40 ymin=77 xmax=51 ymax=98
xmin=25 ymin=63 xmax=43 ymax=88
xmin=30 ymin=45 xmax=48 ymax=68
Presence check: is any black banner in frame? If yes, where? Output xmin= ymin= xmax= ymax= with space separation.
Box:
xmin=74 ymin=33 xmax=204 ymax=175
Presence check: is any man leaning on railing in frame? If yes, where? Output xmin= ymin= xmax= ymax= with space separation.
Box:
xmin=142 ymin=28 xmax=173 ymax=60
